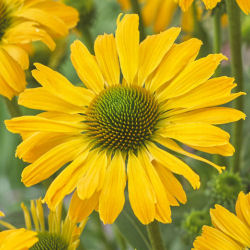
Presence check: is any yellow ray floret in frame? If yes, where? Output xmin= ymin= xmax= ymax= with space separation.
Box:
xmin=5 ymin=14 xmax=245 ymax=225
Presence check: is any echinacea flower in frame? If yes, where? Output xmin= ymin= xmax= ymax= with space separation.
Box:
xmin=0 ymin=198 xmax=87 ymax=250
xmin=192 ymin=191 xmax=250 ymax=250
xmin=6 ymin=14 xmax=245 ymax=225
xmin=177 ymin=0 xmax=250 ymax=15
xmin=0 ymin=0 xmax=79 ymax=100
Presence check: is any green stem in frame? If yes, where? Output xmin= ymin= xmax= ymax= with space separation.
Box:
xmin=146 ymin=221 xmax=166 ymax=250
xmin=130 ymin=0 xmax=146 ymax=41
xmin=4 ymin=97 xmax=22 ymax=117
xmin=225 ymin=0 xmax=244 ymax=173
xmin=81 ymin=28 xmax=94 ymax=53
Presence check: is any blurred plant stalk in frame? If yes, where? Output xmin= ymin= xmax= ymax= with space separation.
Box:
xmin=130 ymin=0 xmax=146 ymax=40
xmin=226 ymin=0 xmax=244 ymax=173
xmin=4 ymin=97 xmax=22 ymax=117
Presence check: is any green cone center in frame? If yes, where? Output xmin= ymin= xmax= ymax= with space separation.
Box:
xmin=30 ymin=232 xmax=68 ymax=250
xmin=85 ymin=85 xmax=160 ymax=154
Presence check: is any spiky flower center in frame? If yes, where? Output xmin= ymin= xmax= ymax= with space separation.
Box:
xmin=85 ymin=85 xmax=160 ymax=154
xmin=31 ymin=232 xmax=68 ymax=250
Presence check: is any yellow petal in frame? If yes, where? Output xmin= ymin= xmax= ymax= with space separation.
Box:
xmin=148 ymin=38 xmax=202 ymax=92
xmin=32 ymin=63 xmax=95 ymax=107
xmin=159 ymin=54 xmax=227 ymax=100
xmin=69 ymin=191 xmax=99 ymax=223
xmin=0 ymin=48 xmax=26 ymax=95
xmin=178 ymin=0 xmax=195 ymax=11
xmin=165 ymin=76 xmax=236 ymax=110
xmin=153 ymin=160 xmax=187 ymax=205
xmin=0 ymin=72 xmax=18 ymax=100
xmin=235 ymin=192 xmax=250 ymax=228
xmin=193 ymin=225 xmax=242 ymax=250
xmin=2 ymin=45 xmax=29 ymax=70
xmin=160 ymin=122 xmax=230 ymax=147
xmin=139 ymin=151 xmax=172 ymax=223
xmin=236 ymin=0 xmax=250 ymax=14
xmin=167 ymin=107 xmax=246 ymax=125
xmin=0 ymin=211 xmax=4 ymax=217
xmin=138 ymin=27 xmax=181 ymax=86
xmin=18 ymin=87 xmax=88 ymax=114
xmin=211 ymin=205 xmax=250 ymax=247
xmin=44 ymin=151 xmax=90 ymax=210
xmin=71 ymin=40 xmax=104 ymax=93
xmin=77 ymin=152 xmax=107 ymax=200
xmin=5 ymin=116 xmax=84 ymax=134
xmin=156 ymin=136 xmax=225 ymax=173
xmin=142 ymin=0 xmax=161 ymax=26
xmin=153 ymin=0 xmax=178 ymax=33
xmin=127 ymin=153 xmax=156 ymax=224
xmin=116 ymin=14 xmax=139 ymax=85
xmin=21 ymin=137 xmax=86 ymax=187
xmin=202 ymin=0 xmax=221 ymax=9
xmin=94 ymin=34 xmax=120 ymax=86
xmin=99 ymin=152 xmax=126 ymax=224
xmin=149 ymin=143 xmax=200 ymax=189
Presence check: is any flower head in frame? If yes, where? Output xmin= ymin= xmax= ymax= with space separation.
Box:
xmin=0 ymin=198 xmax=87 ymax=250
xmin=6 ymin=14 xmax=245 ymax=225
xmin=0 ymin=0 xmax=79 ymax=99
xmin=192 ymin=191 xmax=250 ymax=249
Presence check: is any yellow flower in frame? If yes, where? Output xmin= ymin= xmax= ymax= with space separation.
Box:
xmin=6 ymin=14 xmax=245 ymax=225
xmin=0 ymin=198 xmax=87 ymax=250
xmin=192 ymin=191 xmax=250 ymax=250
xmin=0 ymin=0 xmax=79 ymax=100
xmin=177 ymin=0 xmax=250 ymax=14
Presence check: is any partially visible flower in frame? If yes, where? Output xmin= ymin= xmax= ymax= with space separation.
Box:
xmin=177 ymin=0 xmax=250 ymax=14
xmin=0 ymin=0 xmax=79 ymax=100
xmin=0 ymin=198 xmax=87 ymax=250
xmin=192 ymin=191 xmax=250 ymax=250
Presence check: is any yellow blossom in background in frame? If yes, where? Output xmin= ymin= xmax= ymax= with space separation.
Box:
xmin=0 ymin=0 xmax=79 ymax=100
xmin=6 ymin=13 xmax=245 ymax=225
xmin=0 ymin=198 xmax=87 ymax=250
xmin=177 ymin=0 xmax=250 ymax=14
xmin=192 ymin=191 xmax=250 ymax=250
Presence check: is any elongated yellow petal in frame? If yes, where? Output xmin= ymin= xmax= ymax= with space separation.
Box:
xmin=5 ymin=116 xmax=84 ymax=134
xmin=127 ymin=153 xmax=156 ymax=224
xmin=178 ymin=0 xmax=195 ymax=11
xmin=156 ymin=137 xmax=225 ymax=173
xmin=19 ymin=88 xmax=88 ymax=114
xmin=211 ymin=205 xmax=250 ymax=247
xmin=235 ymin=192 xmax=250 ymax=227
xmin=69 ymin=191 xmax=99 ymax=223
xmin=44 ymin=151 xmax=89 ymax=210
xmin=160 ymin=122 xmax=230 ymax=147
xmin=94 ymin=34 xmax=120 ymax=86
xmin=236 ymin=0 xmax=250 ymax=14
xmin=138 ymin=27 xmax=180 ymax=86
xmin=116 ymin=14 xmax=139 ymax=85
xmin=21 ymin=137 xmax=86 ymax=187
xmin=142 ymin=0 xmax=161 ymax=26
xmin=149 ymin=143 xmax=200 ymax=189
xmin=193 ymin=225 xmax=242 ymax=250
xmin=77 ymin=152 xmax=107 ymax=200
xmin=202 ymin=0 xmax=221 ymax=9
xmin=167 ymin=107 xmax=246 ymax=125
xmin=71 ymin=40 xmax=104 ymax=93
xmin=165 ymin=76 xmax=236 ymax=109
xmin=153 ymin=160 xmax=187 ymax=205
xmin=159 ymin=54 xmax=227 ymax=100
xmin=32 ymin=63 xmax=95 ymax=107
xmin=0 ymin=211 xmax=4 ymax=217
xmin=139 ymin=151 xmax=171 ymax=223
xmin=2 ymin=45 xmax=29 ymax=70
xmin=99 ymin=152 xmax=126 ymax=224
xmin=148 ymin=38 xmax=202 ymax=92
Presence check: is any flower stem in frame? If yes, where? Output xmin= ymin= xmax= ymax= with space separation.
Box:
xmin=146 ymin=221 xmax=166 ymax=250
xmin=130 ymin=0 xmax=146 ymax=41
xmin=225 ymin=0 xmax=244 ymax=173
xmin=4 ymin=97 xmax=22 ymax=117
